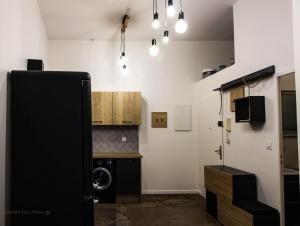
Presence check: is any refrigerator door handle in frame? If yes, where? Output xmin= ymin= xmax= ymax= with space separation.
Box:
xmin=83 ymin=194 xmax=94 ymax=226
xmin=81 ymin=79 xmax=93 ymax=196
xmin=81 ymin=79 xmax=94 ymax=226
xmin=83 ymin=195 xmax=94 ymax=200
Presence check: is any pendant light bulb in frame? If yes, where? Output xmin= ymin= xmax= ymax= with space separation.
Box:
xmin=163 ymin=30 xmax=169 ymax=43
xmin=167 ymin=0 xmax=176 ymax=17
xmin=163 ymin=36 xmax=169 ymax=43
xmin=175 ymin=11 xmax=188 ymax=34
xmin=122 ymin=64 xmax=128 ymax=75
xmin=119 ymin=52 xmax=127 ymax=66
xmin=149 ymin=39 xmax=159 ymax=56
xmin=152 ymin=12 xmax=160 ymax=29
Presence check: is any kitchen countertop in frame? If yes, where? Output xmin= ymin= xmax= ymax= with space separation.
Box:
xmin=93 ymin=151 xmax=143 ymax=159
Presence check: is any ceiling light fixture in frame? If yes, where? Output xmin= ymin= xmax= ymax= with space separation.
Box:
xmin=175 ymin=0 xmax=188 ymax=34
xmin=163 ymin=0 xmax=169 ymax=43
xmin=149 ymin=38 xmax=159 ymax=56
xmin=167 ymin=0 xmax=176 ymax=17
xmin=120 ymin=52 xmax=127 ymax=66
xmin=163 ymin=30 xmax=169 ymax=43
xmin=122 ymin=64 xmax=127 ymax=75
xmin=152 ymin=0 xmax=160 ymax=29
xmin=120 ymin=15 xmax=129 ymax=71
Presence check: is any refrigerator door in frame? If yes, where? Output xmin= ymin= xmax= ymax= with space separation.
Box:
xmin=84 ymin=196 xmax=94 ymax=226
xmin=81 ymin=79 xmax=94 ymax=226
xmin=9 ymin=71 xmax=93 ymax=226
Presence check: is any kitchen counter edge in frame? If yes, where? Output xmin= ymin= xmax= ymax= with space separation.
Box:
xmin=93 ymin=151 xmax=143 ymax=159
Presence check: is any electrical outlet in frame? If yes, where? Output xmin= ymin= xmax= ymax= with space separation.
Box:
xmin=266 ymin=141 xmax=272 ymax=150
xmin=218 ymin=121 xmax=223 ymax=127
xmin=122 ymin=137 xmax=127 ymax=142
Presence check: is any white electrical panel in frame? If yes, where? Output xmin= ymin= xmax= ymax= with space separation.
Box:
xmin=175 ymin=104 xmax=192 ymax=131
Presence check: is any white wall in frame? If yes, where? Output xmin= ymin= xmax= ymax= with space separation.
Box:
xmin=0 ymin=0 xmax=48 ymax=225
xmin=293 ymin=0 xmax=300 ymax=182
xmin=48 ymin=40 xmax=234 ymax=194
xmin=195 ymin=0 xmax=294 ymax=223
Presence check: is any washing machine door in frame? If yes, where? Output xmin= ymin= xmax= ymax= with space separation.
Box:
xmin=93 ymin=167 xmax=112 ymax=191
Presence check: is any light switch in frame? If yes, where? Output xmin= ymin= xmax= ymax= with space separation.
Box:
xmin=152 ymin=112 xmax=168 ymax=128
xmin=122 ymin=137 xmax=127 ymax=142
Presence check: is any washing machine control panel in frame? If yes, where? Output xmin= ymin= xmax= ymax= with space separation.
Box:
xmin=96 ymin=160 xmax=103 ymax=166
xmin=96 ymin=159 xmax=112 ymax=166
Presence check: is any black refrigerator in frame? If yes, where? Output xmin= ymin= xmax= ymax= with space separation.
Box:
xmin=7 ymin=71 xmax=94 ymax=226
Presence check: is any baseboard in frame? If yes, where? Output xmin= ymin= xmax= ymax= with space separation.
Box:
xmin=142 ymin=190 xmax=204 ymax=195
xmin=198 ymin=189 xmax=205 ymax=198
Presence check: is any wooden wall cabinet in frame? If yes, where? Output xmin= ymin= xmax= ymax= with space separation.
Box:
xmin=92 ymin=92 xmax=113 ymax=125
xmin=113 ymin=92 xmax=142 ymax=126
xmin=92 ymin=92 xmax=142 ymax=126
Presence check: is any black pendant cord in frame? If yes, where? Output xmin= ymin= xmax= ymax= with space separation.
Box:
xmin=164 ymin=0 xmax=168 ymax=29
xmin=120 ymin=32 xmax=123 ymax=54
xmin=120 ymin=31 xmax=126 ymax=55
xmin=242 ymin=76 xmax=260 ymax=97
xmin=152 ymin=0 xmax=158 ymax=38
xmin=179 ymin=0 xmax=183 ymax=12
xmin=123 ymin=32 xmax=126 ymax=53
xmin=153 ymin=0 xmax=154 ymax=15
xmin=153 ymin=0 xmax=157 ymax=15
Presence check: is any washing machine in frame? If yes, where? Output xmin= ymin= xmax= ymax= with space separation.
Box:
xmin=93 ymin=158 xmax=116 ymax=203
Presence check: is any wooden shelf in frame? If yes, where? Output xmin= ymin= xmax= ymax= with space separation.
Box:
xmin=213 ymin=65 xmax=275 ymax=92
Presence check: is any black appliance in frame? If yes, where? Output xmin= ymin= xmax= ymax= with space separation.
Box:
xmin=235 ymin=96 xmax=265 ymax=124
xmin=93 ymin=159 xmax=116 ymax=203
xmin=27 ymin=59 xmax=44 ymax=71
xmin=8 ymin=71 xmax=94 ymax=226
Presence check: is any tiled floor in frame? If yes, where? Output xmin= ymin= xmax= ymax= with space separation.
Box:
xmin=94 ymin=194 xmax=221 ymax=226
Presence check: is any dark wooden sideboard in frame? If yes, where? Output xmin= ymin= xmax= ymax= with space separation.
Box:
xmin=204 ymin=165 xmax=280 ymax=226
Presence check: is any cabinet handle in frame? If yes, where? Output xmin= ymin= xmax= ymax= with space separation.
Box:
xmin=93 ymin=120 xmax=103 ymax=123
xmin=122 ymin=121 xmax=133 ymax=123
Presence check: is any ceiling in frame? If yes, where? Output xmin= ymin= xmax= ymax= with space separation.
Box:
xmin=38 ymin=0 xmax=237 ymax=41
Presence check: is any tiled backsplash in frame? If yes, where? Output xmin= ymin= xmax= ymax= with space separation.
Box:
xmin=92 ymin=126 xmax=139 ymax=152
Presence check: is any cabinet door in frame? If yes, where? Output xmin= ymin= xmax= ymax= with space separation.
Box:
xmin=218 ymin=195 xmax=253 ymax=226
xmin=116 ymin=159 xmax=141 ymax=195
xmin=113 ymin=92 xmax=142 ymax=125
xmin=92 ymin=92 xmax=113 ymax=125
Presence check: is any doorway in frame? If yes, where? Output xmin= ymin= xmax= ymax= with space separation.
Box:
xmin=278 ymin=73 xmax=300 ymax=226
